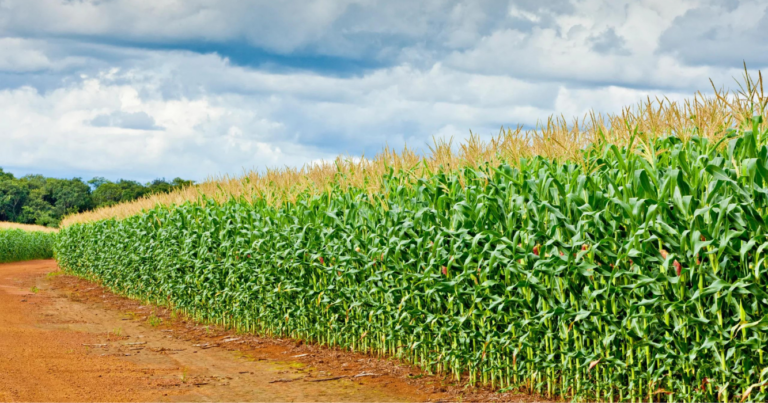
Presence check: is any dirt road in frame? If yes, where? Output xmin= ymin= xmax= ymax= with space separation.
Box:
xmin=0 ymin=260 xmax=534 ymax=402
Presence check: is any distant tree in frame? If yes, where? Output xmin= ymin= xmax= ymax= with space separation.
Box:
xmin=49 ymin=178 xmax=93 ymax=217
xmin=115 ymin=180 xmax=148 ymax=202
xmin=146 ymin=177 xmax=193 ymax=195
xmin=87 ymin=177 xmax=109 ymax=190
xmin=91 ymin=179 xmax=148 ymax=208
xmin=146 ymin=178 xmax=172 ymax=195
xmin=170 ymin=177 xmax=194 ymax=188
xmin=0 ymin=166 xmax=193 ymax=227
xmin=90 ymin=181 xmax=120 ymax=207
xmin=20 ymin=195 xmax=57 ymax=227
xmin=15 ymin=176 xmax=93 ymax=226
xmin=0 ymin=170 xmax=29 ymax=222
xmin=17 ymin=175 xmax=53 ymax=225
xmin=0 ymin=168 xmax=14 ymax=181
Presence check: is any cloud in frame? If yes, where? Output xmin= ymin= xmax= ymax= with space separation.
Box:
xmin=589 ymin=27 xmax=630 ymax=55
xmin=658 ymin=0 xmax=768 ymax=66
xmin=0 ymin=75 xmax=314 ymax=182
xmin=0 ymin=46 xmax=706 ymax=182
xmin=0 ymin=1 xmax=489 ymax=58
xmin=0 ymin=0 xmax=574 ymax=68
xmin=0 ymin=38 xmax=51 ymax=72
xmin=0 ymin=0 xmax=765 ymax=183
xmin=90 ymin=111 xmax=162 ymax=130
xmin=440 ymin=0 xmax=741 ymax=90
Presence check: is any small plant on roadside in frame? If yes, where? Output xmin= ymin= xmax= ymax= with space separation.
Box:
xmin=147 ymin=313 xmax=162 ymax=327
xmin=30 ymin=286 xmax=38 ymax=294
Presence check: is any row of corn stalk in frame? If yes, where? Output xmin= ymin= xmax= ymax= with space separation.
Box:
xmin=57 ymin=122 xmax=768 ymax=401
xmin=0 ymin=228 xmax=56 ymax=263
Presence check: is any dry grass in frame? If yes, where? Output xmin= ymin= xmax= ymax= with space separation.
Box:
xmin=0 ymin=222 xmax=58 ymax=233
xmin=62 ymin=68 xmax=768 ymax=227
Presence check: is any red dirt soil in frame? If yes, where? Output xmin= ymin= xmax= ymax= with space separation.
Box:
xmin=0 ymin=260 xmax=539 ymax=402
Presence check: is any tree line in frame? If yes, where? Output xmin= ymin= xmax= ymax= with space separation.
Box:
xmin=0 ymin=167 xmax=193 ymax=227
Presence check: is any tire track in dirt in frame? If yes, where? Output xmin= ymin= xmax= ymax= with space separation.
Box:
xmin=0 ymin=260 xmax=537 ymax=402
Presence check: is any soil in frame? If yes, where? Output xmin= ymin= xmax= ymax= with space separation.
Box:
xmin=0 ymin=260 xmax=541 ymax=402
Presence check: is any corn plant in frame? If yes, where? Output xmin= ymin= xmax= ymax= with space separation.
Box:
xmin=0 ymin=228 xmax=56 ymax=263
xmin=57 ymin=122 xmax=768 ymax=401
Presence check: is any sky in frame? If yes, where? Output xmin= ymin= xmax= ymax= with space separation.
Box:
xmin=1 ymin=0 xmax=767 ymax=183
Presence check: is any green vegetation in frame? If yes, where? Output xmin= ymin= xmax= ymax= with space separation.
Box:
xmin=55 ymin=71 xmax=768 ymax=401
xmin=147 ymin=312 xmax=162 ymax=327
xmin=0 ymin=168 xmax=193 ymax=227
xmin=88 ymin=177 xmax=194 ymax=208
xmin=57 ymin=123 xmax=768 ymax=401
xmin=0 ymin=228 xmax=56 ymax=263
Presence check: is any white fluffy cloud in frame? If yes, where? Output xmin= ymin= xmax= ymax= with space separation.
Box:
xmin=442 ymin=0 xmax=745 ymax=89
xmin=0 ymin=54 xmax=556 ymax=180
xmin=0 ymin=71 xmax=310 ymax=180
xmin=0 ymin=0 xmax=764 ymax=181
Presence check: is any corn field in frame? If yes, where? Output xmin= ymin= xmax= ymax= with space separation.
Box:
xmin=0 ymin=227 xmax=56 ymax=263
xmin=56 ymin=70 xmax=768 ymax=401
xmin=57 ymin=124 xmax=768 ymax=401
